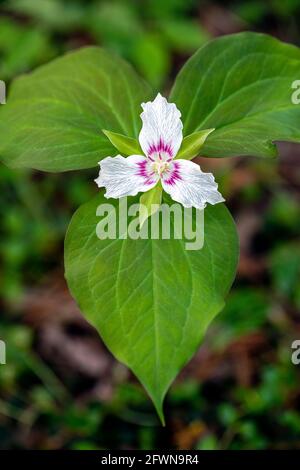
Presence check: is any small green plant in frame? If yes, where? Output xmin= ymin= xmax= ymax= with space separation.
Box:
xmin=1 ymin=32 xmax=300 ymax=423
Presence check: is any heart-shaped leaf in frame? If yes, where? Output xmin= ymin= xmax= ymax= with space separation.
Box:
xmin=0 ymin=47 xmax=152 ymax=171
xmin=170 ymin=32 xmax=300 ymax=158
xmin=64 ymin=193 xmax=238 ymax=422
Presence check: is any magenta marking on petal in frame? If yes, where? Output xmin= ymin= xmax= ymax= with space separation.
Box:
xmin=148 ymin=137 xmax=173 ymax=158
xmin=136 ymin=160 xmax=155 ymax=185
xmin=163 ymin=161 xmax=183 ymax=186
xmin=136 ymin=160 xmax=148 ymax=174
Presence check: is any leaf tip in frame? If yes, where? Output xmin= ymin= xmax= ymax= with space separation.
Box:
xmin=264 ymin=141 xmax=279 ymax=159
xmin=153 ymin=400 xmax=166 ymax=426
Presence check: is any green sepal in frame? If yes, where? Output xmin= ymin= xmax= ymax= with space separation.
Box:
xmin=176 ymin=129 xmax=215 ymax=160
xmin=102 ymin=129 xmax=143 ymax=156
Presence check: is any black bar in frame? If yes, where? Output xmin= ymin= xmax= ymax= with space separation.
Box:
xmin=0 ymin=450 xmax=299 ymax=467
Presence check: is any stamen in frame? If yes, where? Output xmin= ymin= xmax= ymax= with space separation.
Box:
xmin=152 ymin=160 xmax=170 ymax=176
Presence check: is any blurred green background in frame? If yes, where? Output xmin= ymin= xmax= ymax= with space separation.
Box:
xmin=0 ymin=0 xmax=300 ymax=450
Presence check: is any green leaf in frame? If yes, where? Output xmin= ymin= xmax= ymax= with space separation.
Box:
xmin=170 ymin=32 xmax=300 ymax=158
xmin=130 ymin=32 xmax=171 ymax=89
xmin=6 ymin=0 xmax=86 ymax=32
xmin=161 ymin=19 xmax=210 ymax=53
xmin=102 ymin=129 xmax=142 ymax=156
xmin=139 ymin=183 xmax=163 ymax=228
xmin=64 ymin=193 xmax=238 ymax=422
xmin=0 ymin=17 xmax=55 ymax=81
xmin=0 ymin=47 xmax=152 ymax=172
xmin=176 ymin=128 xmax=215 ymax=160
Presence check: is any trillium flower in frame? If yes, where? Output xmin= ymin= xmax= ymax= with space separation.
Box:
xmin=95 ymin=93 xmax=224 ymax=210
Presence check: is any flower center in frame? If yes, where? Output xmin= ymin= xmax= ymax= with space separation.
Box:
xmin=152 ymin=160 xmax=170 ymax=176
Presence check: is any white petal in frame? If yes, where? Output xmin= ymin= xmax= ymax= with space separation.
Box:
xmin=139 ymin=93 xmax=183 ymax=160
xmin=95 ymin=155 xmax=159 ymax=199
xmin=161 ymin=159 xmax=225 ymax=209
